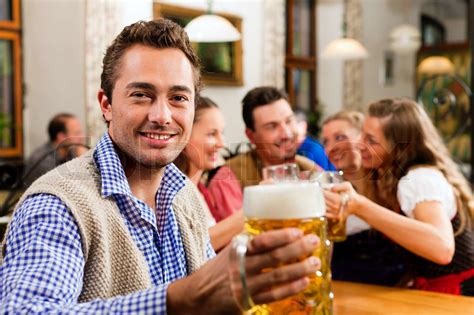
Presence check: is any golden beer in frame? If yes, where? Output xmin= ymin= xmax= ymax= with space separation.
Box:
xmin=319 ymin=183 xmax=347 ymax=243
xmin=327 ymin=218 xmax=346 ymax=242
xmin=243 ymin=183 xmax=332 ymax=315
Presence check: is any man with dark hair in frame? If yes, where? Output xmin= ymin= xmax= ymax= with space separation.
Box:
xmin=294 ymin=109 xmax=335 ymax=171
xmin=1 ymin=20 xmax=320 ymax=313
xmin=227 ymin=86 xmax=322 ymax=188
xmin=23 ymin=112 xmax=85 ymax=187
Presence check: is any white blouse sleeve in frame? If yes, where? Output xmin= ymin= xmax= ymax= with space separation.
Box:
xmin=397 ymin=168 xmax=457 ymax=219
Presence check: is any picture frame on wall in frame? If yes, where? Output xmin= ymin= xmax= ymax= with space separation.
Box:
xmin=154 ymin=3 xmax=243 ymax=86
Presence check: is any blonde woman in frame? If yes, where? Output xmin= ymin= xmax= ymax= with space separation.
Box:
xmin=322 ymin=111 xmax=366 ymax=192
xmin=322 ymin=111 xmax=406 ymax=286
xmin=329 ymin=98 xmax=474 ymax=295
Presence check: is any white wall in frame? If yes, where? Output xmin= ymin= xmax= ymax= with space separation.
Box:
xmin=444 ymin=19 xmax=467 ymax=43
xmin=22 ymin=0 xmax=86 ymax=156
xmin=317 ymin=0 xmax=419 ymax=116
xmin=317 ymin=0 xmax=344 ymax=118
xmin=361 ymin=0 xmax=421 ymax=105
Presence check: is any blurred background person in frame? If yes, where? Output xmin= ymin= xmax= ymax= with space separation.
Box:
xmin=321 ymin=110 xmax=365 ymax=190
xmin=175 ymin=96 xmax=243 ymax=251
xmin=23 ymin=113 xmax=86 ymax=187
xmin=227 ymin=86 xmax=320 ymax=188
xmin=294 ymin=109 xmax=334 ymax=170
xmin=321 ymin=110 xmax=406 ymax=286
xmin=330 ymin=98 xmax=474 ymax=295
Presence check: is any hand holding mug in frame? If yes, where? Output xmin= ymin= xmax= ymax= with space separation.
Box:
xmin=229 ymin=182 xmax=331 ymax=314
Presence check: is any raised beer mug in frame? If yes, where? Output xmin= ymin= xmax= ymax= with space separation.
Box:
xmin=262 ymin=163 xmax=299 ymax=182
xmin=313 ymin=171 xmax=348 ymax=242
xmin=230 ymin=182 xmax=332 ymax=315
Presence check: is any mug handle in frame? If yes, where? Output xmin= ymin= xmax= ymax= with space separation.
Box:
xmin=229 ymin=233 xmax=255 ymax=311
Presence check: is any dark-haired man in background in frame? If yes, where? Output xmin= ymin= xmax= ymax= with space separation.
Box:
xmin=227 ymin=86 xmax=322 ymax=188
xmin=23 ymin=113 xmax=86 ymax=187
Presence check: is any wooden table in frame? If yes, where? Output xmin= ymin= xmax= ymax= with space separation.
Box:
xmin=333 ymin=281 xmax=474 ymax=315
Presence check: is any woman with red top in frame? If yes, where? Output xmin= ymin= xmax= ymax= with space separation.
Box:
xmin=175 ymin=96 xmax=244 ymax=251
xmin=327 ymin=98 xmax=474 ymax=295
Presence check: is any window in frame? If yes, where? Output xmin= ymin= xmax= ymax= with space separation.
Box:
xmin=285 ymin=0 xmax=317 ymax=112
xmin=0 ymin=0 xmax=22 ymax=158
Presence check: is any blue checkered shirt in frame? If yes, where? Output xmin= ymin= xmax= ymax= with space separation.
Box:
xmin=0 ymin=133 xmax=215 ymax=314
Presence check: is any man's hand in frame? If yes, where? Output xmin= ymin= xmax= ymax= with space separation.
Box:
xmin=167 ymin=228 xmax=320 ymax=315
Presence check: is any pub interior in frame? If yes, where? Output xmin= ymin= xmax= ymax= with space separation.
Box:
xmin=0 ymin=0 xmax=473 ymax=314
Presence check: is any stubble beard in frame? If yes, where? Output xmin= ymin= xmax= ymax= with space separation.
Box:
xmin=116 ymin=140 xmax=187 ymax=176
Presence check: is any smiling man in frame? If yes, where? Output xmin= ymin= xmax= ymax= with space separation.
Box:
xmin=227 ymin=87 xmax=321 ymax=188
xmin=0 ymin=20 xmax=321 ymax=314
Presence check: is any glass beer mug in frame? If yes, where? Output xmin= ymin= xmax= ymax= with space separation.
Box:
xmin=313 ymin=171 xmax=348 ymax=242
xmin=230 ymin=181 xmax=332 ymax=315
xmin=262 ymin=163 xmax=299 ymax=182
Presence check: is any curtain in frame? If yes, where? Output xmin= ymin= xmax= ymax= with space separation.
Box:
xmin=343 ymin=0 xmax=364 ymax=110
xmin=84 ymin=0 xmax=122 ymax=145
xmin=262 ymin=0 xmax=285 ymax=89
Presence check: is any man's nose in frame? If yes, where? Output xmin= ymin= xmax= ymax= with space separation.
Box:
xmin=280 ymin=123 xmax=294 ymax=139
xmin=148 ymin=100 xmax=172 ymax=125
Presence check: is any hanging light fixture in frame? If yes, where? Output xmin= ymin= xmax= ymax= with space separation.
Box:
xmin=321 ymin=0 xmax=368 ymax=60
xmin=389 ymin=24 xmax=421 ymax=54
xmin=321 ymin=38 xmax=368 ymax=60
xmin=418 ymin=56 xmax=455 ymax=75
xmin=184 ymin=0 xmax=241 ymax=43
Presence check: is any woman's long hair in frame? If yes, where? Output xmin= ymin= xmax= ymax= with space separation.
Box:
xmin=174 ymin=96 xmax=219 ymax=175
xmin=366 ymin=98 xmax=473 ymax=235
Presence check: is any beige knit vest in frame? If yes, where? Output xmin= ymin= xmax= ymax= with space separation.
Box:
xmin=1 ymin=152 xmax=210 ymax=302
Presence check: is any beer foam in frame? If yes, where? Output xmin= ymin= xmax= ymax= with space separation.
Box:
xmin=243 ymin=182 xmax=326 ymax=219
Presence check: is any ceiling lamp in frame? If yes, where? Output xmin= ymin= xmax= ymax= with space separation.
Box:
xmin=321 ymin=38 xmax=369 ymax=60
xmin=184 ymin=1 xmax=241 ymax=42
xmin=320 ymin=0 xmax=368 ymax=61
xmin=418 ymin=56 xmax=455 ymax=75
xmin=389 ymin=24 xmax=421 ymax=54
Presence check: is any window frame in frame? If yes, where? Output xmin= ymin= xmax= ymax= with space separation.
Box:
xmin=285 ymin=0 xmax=317 ymax=111
xmin=0 ymin=0 xmax=21 ymax=30
xmin=0 ymin=0 xmax=23 ymax=158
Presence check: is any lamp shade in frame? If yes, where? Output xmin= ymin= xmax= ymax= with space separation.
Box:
xmin=389 ymin=24 xmax=421 ymax=54
xmin=185 ymin=14 xmax=241 ymax=42
xmin=321 ymin=38 xmax=369 ymax=60
xmin=418 ymin=56 xmax=455 ymax=75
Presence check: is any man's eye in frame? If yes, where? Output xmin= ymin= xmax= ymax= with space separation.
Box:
xmin=132 ymin=92 xmax=148 ymax=98
xmin=171 ymin=95 xmax=189 ymax=102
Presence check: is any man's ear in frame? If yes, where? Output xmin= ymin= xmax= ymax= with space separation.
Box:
xmin=245 ymin=128 xmax=255 ymax=144
xmin=98 ymin=89 xmax=112 ymax=122
xmin=55 ymin=131 xmax=67 ymax=144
